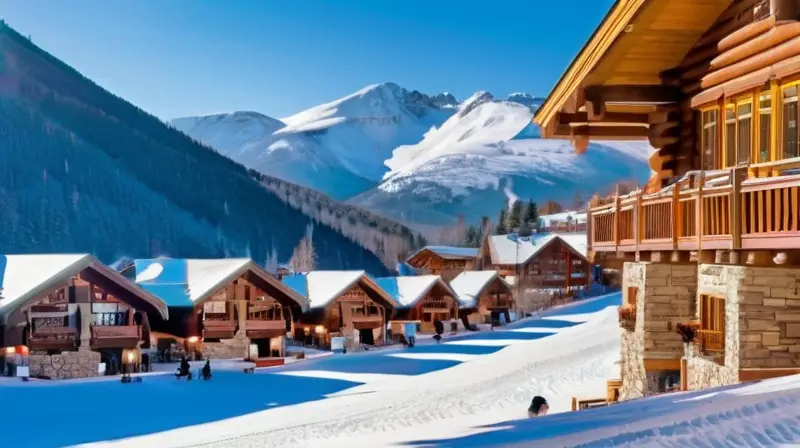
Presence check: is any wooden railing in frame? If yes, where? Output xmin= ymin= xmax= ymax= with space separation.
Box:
xmin=587 ymin=166 xmax=800 ymax=253
xmin=29 ymin=327 xmax=77 ymax=351
xmin=91 ymin=325 xmax=142 ymax=349
xmin=698 ymin=329 xmax=724 ymax=353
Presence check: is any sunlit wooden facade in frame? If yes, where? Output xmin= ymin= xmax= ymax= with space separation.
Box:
xmin=405 ymin=247 xmax=479 ymax=282
xmin=534 ymin=0 xmax=800 ymax=399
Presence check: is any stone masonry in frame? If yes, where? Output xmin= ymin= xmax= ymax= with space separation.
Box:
xmin=619 ymin=262 xmax=697 ymax=401
xmin=202 ymin=331 xmax=250 ymax=359
xmin=29 ymin=349 xmax=101 ymax=380
xmin=687 ymin=264 xmax=800 ymax=389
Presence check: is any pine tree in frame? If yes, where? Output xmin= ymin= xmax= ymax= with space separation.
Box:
xmin=462 ymin=226 xmax=478 ymax=247
xmin=289 ymin=223 xmax=317 ymax=272
xmin=496 ymin=209 xmax=508 ymax=234
xmin=524 ymin=200 xmax=539 ymax=230
xmin=507 ymin=201 xmax=523 ymax=230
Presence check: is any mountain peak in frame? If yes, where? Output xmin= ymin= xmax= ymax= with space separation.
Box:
xmin=459 ymin=91 xmax=494 ymax=118
xmin=506 ymin=93 xmax=545 ymax=110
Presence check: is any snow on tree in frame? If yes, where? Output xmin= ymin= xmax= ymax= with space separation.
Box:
xmin=289 ymin=223 xmax=317 ymax=273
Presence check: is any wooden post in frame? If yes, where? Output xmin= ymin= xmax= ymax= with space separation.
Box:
xmin=634 ymin=189 xmax=642 ymax=256
xmin=613 ymin=184 xmax=621 ymax=250
xmin=731 ymin=167 xmax=744 ymax=250
xmin=697 ymin=172 xmax=705 ymax=254
xmin=672 ymin=184 xmax=680 ymax=250
xmin=566 ymin=249 xmax=572 ymax=293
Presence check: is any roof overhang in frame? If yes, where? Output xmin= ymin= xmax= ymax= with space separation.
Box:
xmin=194 ymin=260 xmax=309 ymax=311
xmin=533 ymin=0 xmax=734 ymax=153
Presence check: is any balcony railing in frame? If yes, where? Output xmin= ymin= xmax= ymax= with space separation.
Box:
xmin=90 ymin=325 xmax=141 ymax=349
xmin=245 ymin=319 xmax=286 ymax=338
xmin=697 ymin=329 xmax=724 ymax=353
xmin=588 ymin=165 xmax=800 ymax=253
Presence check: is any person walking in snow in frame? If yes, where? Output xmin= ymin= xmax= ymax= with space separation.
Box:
xmin=528 ymin=396 xmax=549 ymax=418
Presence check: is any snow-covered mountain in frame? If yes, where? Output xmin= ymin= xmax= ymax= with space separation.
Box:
xmin=171 ymin=83 xmax=456 ymax=199
xmin=349 ymin=92 xmax=652 ymax=225
xmin=172 ymin=83 xmax=651 ymax=225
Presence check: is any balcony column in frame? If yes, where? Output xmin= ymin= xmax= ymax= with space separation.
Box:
xmin=74 ymin=283 xmax=92 ymax=351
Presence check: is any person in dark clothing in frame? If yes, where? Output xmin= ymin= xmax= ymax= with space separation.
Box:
xmin=176 ymin=357 xmax=191 ymax=379
xmin=433 ymin=319 xmax=444 ymax=342
xmin=201 ymin=359 xmax=212 ymax=380
xmin=528 ymin=396 xmax=549 ymax=417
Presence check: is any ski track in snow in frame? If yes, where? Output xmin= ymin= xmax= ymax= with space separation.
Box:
xmin=166 ymin=310 xmax=619 ymax=448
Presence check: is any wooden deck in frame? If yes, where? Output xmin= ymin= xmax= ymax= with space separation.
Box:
xmin=589 ymin=166 xmax=800 ymax=256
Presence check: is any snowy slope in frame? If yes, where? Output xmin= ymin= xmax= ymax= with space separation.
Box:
xmin=171 ymin=83 xmax=456 ymax=200
xmin=350 ymin=92 xmax=652 ymax=225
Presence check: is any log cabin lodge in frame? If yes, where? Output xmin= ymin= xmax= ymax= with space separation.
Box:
xmin=375 ymin=275 xmax=459 ymax=334
xmin=480 ymin=233 xmax=591 ymax=295
xmin=121 ymin=258 xmax=307 ymax=360
xmin=534 ymin=0 xmax=800 ymax=399
xmin=0 ymin=254 xmax=169 ymax=380
xmin=281 ymin=271 xmax=399 ymax=349
xmin=405 ymin=246 xmax=479 ymax=282
xmin=450 ymin=270 xmax=515 ymax=326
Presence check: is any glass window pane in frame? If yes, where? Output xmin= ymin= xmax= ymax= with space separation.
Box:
xmin=784 ymin=99 xmax=798 ymax=159
xmin=759 ymin=111 xmax=771 ymax=163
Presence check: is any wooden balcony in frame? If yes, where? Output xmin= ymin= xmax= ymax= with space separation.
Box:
xmin=246 ymin=319 xmax=286 ymax=339
xmin=698 ymin=329 xmax=724 ymax=353
xmin=351 ymin=313 xmax=383 ymax=330
xmin=29 ymin=327 xmax=77 ymax=351
xmin=91 ymin=325 xmax=141 ymax=349
xmin=203 ymin=319 xmax=237 ymax=339
xmin=589 ymin=165 xmax=800 ymax=254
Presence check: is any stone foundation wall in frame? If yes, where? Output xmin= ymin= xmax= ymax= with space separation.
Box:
xmin=686 ymin=264 xmax=743 ymax=389
xmin=202 ymin=331 xmax=250 ymax=359
xmin=619 ymin=262 xmax=697 ymax=401
xmin=29 ymin=349 xmax=101 ymax=380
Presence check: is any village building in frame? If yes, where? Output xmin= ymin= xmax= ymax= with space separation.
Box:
xmin=479 ymin=233 xmax=591 ymax=294
xmin=121 ymin=258 xmax=307 ymax=360
xmin=281 ymin=271 xmax=399 ymax=349
xmin=0 ymin=254 xmax=169 ymax=379
xmin=539 ymin=211 xmax=588 ymax=233
xmin=450 ymin=270 xmax=515 ymax=326
xmin=533 ymin=0 xmax=800 ymax=399
xmin=405 ymin=246 xmax=479 ymax=282
xmin=375 ymin=275 xmax=459 ymax=334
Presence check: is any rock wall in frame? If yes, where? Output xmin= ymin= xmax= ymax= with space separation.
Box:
xmin=619 ymin=262 xmax=697 ymax=401
xmin=29 ymin=349 xmax=101 ymax=380
xmin=202 ymin=331 xmax=250 ymax=359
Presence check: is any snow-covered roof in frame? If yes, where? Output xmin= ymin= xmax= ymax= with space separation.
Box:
xmin=407 ymin=246 xmax=479 ymax=262
xmin=487 ymin=232 xmax=588 ymax=265
xmin=131 ymin=258 xmax=306 ymax=309
xmin=0 ymin=254 xmax=169 ymax=320
xmin=449 ymin=270 xmax=510 ymax=309
xmin=282 ymin=271 xmax=399 ymax=310
xmin=374 ymin=275 xmax=456 ymax=309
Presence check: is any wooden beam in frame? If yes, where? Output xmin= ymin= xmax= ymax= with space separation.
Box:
xmin=585 ymin=100 xmax=606 ymax=120
xmin=570 ymin=125 xmax=649 ymax=139
xmin=572 ymin=136 xmax=590 ymax=154
xmin=584 ymin=85 xmax=682 ymax=105
xmin=557 ymin=111 xmax=650 ymax=126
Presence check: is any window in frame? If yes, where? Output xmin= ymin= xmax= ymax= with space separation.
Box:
xmin=784 ymin=85 xmax=799 ymax=159
xmin=626 ymin=286 xmax=638 ymax=308
xmin=758 ymin=91 xmax=771 ymax=163
xmin=702 ymin=109 xmax=719 ymax=169
xmin=699 ymin=294 xmax=725 ymax=352
xmin=737 ymin=102 xmax=752 ymax=165
xmin=725 ymin=105 xmax=736 ymax=166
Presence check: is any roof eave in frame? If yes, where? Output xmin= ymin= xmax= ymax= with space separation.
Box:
xmin=533 ymin=0 xmax=646 ymax=131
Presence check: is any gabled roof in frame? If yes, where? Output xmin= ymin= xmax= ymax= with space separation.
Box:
xmin=0 ymin=254 xmax=169 ymax=320
xmin=533 ymin=0 xmax=733 ymax=137
xmin=374 ymin=275 xmax=457 ymax=309
xmin=406 ymin=246 xmax=479 ymax=264
xmin=486 ymin=232 xmax=588 ymax=266
xmin=282 ymin=271 xmax=399 ymax=311
xmin=131 ymin=258 xmax=306 ymax=309
xmin=449 ymin=271 xmax=511 ymax=309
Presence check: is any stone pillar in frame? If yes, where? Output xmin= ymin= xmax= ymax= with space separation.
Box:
xmin=237 ymin=300 xmax=247 ymax=335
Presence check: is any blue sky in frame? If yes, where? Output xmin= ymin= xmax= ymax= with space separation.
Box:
xmin=0 ymin=0 xmax=613 ymax=119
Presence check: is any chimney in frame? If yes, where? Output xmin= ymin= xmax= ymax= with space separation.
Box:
xmin=771 ymin=0 xmax=799 ymax=21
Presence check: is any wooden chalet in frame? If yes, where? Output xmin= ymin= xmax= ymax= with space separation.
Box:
xmin=405 ymin=246 xmax=479 ymax=282
xmin=450 ymin=271 xmax=514 ymax=326
xmin=122 ymin=258 xmax=307 ymax=360
xmin=480 ymin=233 xmax=590 ymax=293
xmin=375 ymin=275 xmax=459 ymax=333
xmin=282 ymin=271 xmax=399 ymax=349
xmin=0 ymin=254 xmax=169 ymax=379
xmin=539 ymin=211 xmax=588 ymax=233
xmin=534 ymin=0 xmax=800 ymax=399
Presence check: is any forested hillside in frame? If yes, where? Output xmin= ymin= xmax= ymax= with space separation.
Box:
xmin=0 ymin=22 xmax=419 ymax=275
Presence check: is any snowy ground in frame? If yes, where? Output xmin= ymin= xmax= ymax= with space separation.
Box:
xmin=12 ymin=291 xmax=800 ymax=448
